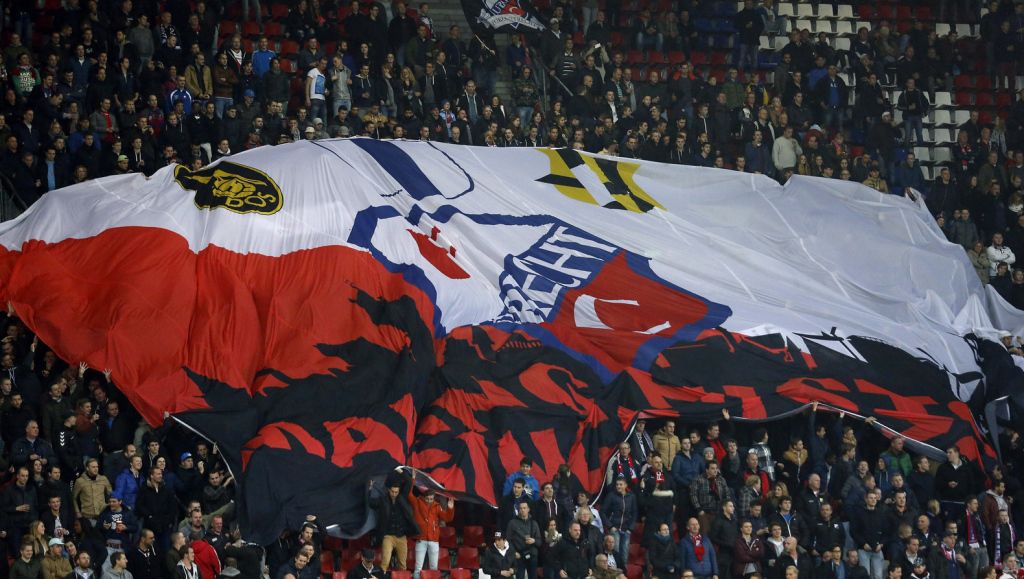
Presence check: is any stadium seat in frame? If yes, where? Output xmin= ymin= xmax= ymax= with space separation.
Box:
xmin=333 ymin=573 xmax=347 ymax=579
xmin=440 ymin=526 xmax=458 ymax=550
xmin=932 ymin=147 xmax=953 ymax=165
xmin=936 ymin=23 xmax=952 ymax=37
xmin=818 ymin=4 xmax=835 ymax=18
xmin=896 ymin=6 xmax=912 ymax=20
xmin=975 ymin=76 xmax=992 ymax=90
xmin=915 ymin=6 xmax=933 ymax=20
xmin=834 ymin=37 xmax=851 ymax=52
xmin=391 ymin=571 xmax=413 ymax=579
xmin=777 ymin=2 xmax=795 ymax=17
xmin=857 ymin=5 xmax=873 ymax=20
xmin=835 ymin=20 xmax=853 ymax=35
xmin=913 ymin=147 xmax=932 ymax=163
xmin=795 ymin=19 xmax=813 ymax=32
xmin=668 ymin=51 xmax=685 ymax=64
xmin=280 ymin=40 xmax=300 ymax=56
xmin=627 ymin=565 xmax=643 ymax=579
xmin=836 ymin=4 xmax=854 ymax=19
xmin=976 ymin=92 xmax=994 ymax=107
xmin=997 ymin=93 xmax=1012 ymax=108
xmin=955 ymin=92 xmax=973 ymax=107
xmin=220 ymin=21 xmax=237 ymax=35
xmin=797 ymin=3 xmax=814 ymax=17
xmin=437 ymin=553 xmax=453 ymax=571
xmin=877 ymin=5 xmax=893 ymax=19
xmin=451 ymin=569 xmax=473 ymax=579
xmin=955 ymin=23 xmax=975 ymax=37
xmin=456 ymin=547 xmax=481 ymax=569
xmin=953 ymin=110 xmax=971 ymax=125
xmin=322 ymin=552 xmax=336 ymax=575
xmin=463 ymin=526 xmax=485 ymax=547
xmin=933 ymin=128 xmax=954 ymax=143
xmin=421 ymin=571 xmax=442 ymax=579
xmin=933 ymin=92 xmax=953 ymax=108
xmin=271 ymin=4 xmax=289 ymax=18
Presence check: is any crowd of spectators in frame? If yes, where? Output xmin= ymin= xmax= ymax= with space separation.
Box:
xmin=377 ymin=408 xmax=1024 ymax=579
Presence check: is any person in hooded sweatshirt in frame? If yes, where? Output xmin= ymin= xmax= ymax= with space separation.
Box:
xmin=102 ymin=551 xmax=134 ymax=579
xmin=175 ymin=545 xmax=201 ymax=579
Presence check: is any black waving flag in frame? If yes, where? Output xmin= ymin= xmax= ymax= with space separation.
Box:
xmin=461 ymin=0 xmax=546 ymax=33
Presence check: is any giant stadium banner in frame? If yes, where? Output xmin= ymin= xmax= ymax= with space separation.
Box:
xmin=1 ymin=138 xmax=1022 ymax=543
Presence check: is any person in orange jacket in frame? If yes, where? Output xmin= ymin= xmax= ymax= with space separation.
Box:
xmin=409 ymin=485 xmax=455 ymax=579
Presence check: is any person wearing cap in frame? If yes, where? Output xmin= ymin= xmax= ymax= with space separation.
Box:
xmin=303 ymin=126 xmax=317 ymax=140
xmin=368 ymin=470 xmax=419 ymax=572
xmin=484 ymin=531 xmax=518 ymax=579
xmin=99 ymin=494 xmax=140 ymax=568
xmin=409 ymin=484 xmax=454 ymax=579
xmin=350 ymin=548 xmax=385 ymax=579
xmin=114 ymin=154 xmax=132 ymax=174
xmin=311 ymin=118 xmax=328 ymax=140
xmin=42 ymin=537 xmax=72 ymax=579
xmin=237 ymin=88 xmax=260 ymax=129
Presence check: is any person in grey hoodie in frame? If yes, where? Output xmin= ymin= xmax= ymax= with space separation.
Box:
xmin=102 ymin=551 xmax=135 ymax=579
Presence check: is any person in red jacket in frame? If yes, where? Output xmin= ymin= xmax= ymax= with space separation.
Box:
xmin=190 ymin=532 xmax=222 ymax=579
xmin=410 ymin=486 xmax=455 ymax=579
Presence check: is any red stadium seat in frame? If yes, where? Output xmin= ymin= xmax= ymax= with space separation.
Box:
xmin=437 ymin=556 xmax=453 ymax=571
xmin=857 ymin=5 xmax=873 ymax=19
xmin=391 ymin=571 xmax=412 ymax=579
xmin=690 ymin=51 xmax=708 ymax=65
xmin=710 ymin=52 xmax=727 ymax=66
xmin=975 ymin=76 xmax=992 ymax=90
xmin=451 ymin=569 xmax=473 ymax=579
xmin=877 ymin=5 xmax=893 ymax=19
xmin=954 ymin=75 xmax=973 ymax=88
xmin=333 ymin=573 xmax=347 ymax=579
xmin=321 ymin=552 xmax=336 ymax=575
xmin=896 ymin=6 xmax=912 ymax=20
xmin=955 ymin=91 xmax=973 ymax=106
xmin=463 ymin=526 xmax=485 ymax=547
xmin=997 ymin=93 xmax=1012 ymax=108
xmin=456 ymin=547 xmax=481 ymax=569
xmin=915 ymin=6 xmax=933 ymax=20
xmin=976 ymin=92 xmax=994 ymax=107
xmin=280 ymin=40 xmax=300 ymax=56
xmin=421 ymin=572 xmax=442 ymax=579
xmin=627 ymin=564 xmax=644 ymax=579
xmin=264 ymin=22 xmax=283 ymax=37
xmin=439 ymin=526 xmax=458 ymax=550
xmin=272 ymin=4 xmax=289 ymax=19
xmin=627 ymin=50 xmax=644 ymax=65
xmin=648 ymin=50 xmax=665 ymax=64
xmin=244 ymin=22 xmax=260 ymax=37
xmin=668 ymin=51 xmax=685 ymax=64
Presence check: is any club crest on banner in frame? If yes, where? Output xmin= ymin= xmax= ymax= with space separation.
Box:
xmin=174 ymin=161 xmax=284 ymax=215
xmin=536 ymin=149 xmax=663 ymax=213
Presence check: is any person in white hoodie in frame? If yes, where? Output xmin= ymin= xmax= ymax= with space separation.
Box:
xmin=987 ymin=232 xmax=1016 ymax=277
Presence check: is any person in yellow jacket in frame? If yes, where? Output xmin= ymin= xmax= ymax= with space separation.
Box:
xmin=652 ymin=421 xmax=681 ymax=472
xmin=72 ymin=458 xmax=112 ymax=523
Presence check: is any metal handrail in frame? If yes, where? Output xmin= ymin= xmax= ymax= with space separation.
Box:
xmin=0 ymin=174 xmax=29 ymax=222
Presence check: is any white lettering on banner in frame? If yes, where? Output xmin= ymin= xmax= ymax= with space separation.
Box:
xmin=496 ymin=225 xmax=619 ymax=324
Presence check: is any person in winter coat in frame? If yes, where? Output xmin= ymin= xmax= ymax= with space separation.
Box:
xmin=42 ymin=538 xmax=72 ymax=579
xmin=653 ymin=422 xmax=681 ymax=469
xmin=136 ymin=467 xmax=179 ymax=546
xmin=506 ymin=502 xmax=542 ymax=579
xmin=733 ymin=519 xmax=765 ymax=577
xmin=602 ymin=478 xmax=638 ymax=569
xmin=114 ymin=455 xmax=144 ymax=510
xmin=680 ymin=517 xmax=719 ymax=579
xmin=968 ymin=241 xmax=992 ymax=284
xmin=647 ymin=523 xmax=680 ymax=579
xmin=368 ymin=471 xmax=420 ymax=572
xmin=483 ymin=532 xmax=517 ymax=579
xmin=552 ymin=523 xmax=594 ymax=579
xmin=710 ymin=500 xmax=739 ymax=577
xmin=409 ymin=487 xmax=455 ymax=579
xmin=986 ymin=233 xmax=1016 ymax=277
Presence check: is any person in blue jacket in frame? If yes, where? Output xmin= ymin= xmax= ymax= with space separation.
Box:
xmin=680 ymin=517 xmax=719 ymax=579
xmin=502 ymin=457 xmax=541 ymax=499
